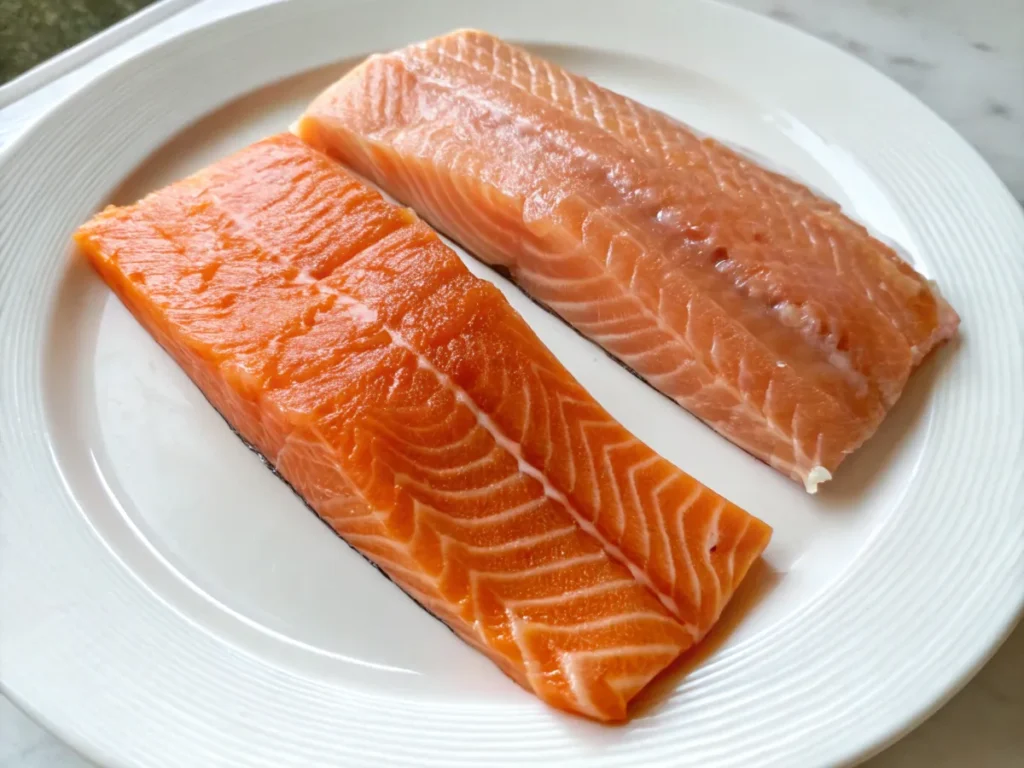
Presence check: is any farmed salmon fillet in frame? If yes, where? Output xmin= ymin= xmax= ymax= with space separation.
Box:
xmin=74 ymin=133 xmax=771 ymax=721
xmin=297 ymin=30 xmax=959 ymax=491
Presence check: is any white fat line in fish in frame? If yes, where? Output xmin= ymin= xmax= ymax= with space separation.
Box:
xmin=305 ymin=281 xmax=692 ymax=627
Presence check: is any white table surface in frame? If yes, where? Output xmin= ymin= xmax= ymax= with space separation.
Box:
xmin=1 ymin=1 xmax=1021 ymax=765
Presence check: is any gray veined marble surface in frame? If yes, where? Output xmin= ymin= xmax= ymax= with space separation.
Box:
xmin=0 ymin=0 xmax=1021 ymax=766
xmin=740 ymin=0 xmax=1024 ymax=204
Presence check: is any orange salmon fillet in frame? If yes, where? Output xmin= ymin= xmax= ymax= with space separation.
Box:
xmin=74 ymin=133 xmax=771 ymax=721
xmin=297 ymin=29 xmax=960 ymax=492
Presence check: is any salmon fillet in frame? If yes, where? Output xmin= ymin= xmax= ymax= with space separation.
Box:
xmin=74 ymin=133 xmax=771 ymax=721
xmin=296 ymin=30 xmax=960 ymax=491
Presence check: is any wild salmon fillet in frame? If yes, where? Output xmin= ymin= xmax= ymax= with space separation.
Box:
xmin=296 ymin=30 xmax=960 ymax=491
xmin=74 ymin=133 xmax=771 ymax=721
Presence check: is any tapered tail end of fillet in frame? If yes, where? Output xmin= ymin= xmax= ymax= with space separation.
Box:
xmin=930 ymin=280 xmax=962 ymax=347
xmin=904 ymin=278 xmax=961 ymax=367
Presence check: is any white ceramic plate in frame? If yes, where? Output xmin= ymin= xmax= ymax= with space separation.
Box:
xmin=1 ymin=1 xmax=1021 ymax=765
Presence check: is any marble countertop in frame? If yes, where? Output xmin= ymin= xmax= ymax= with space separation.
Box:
xmin=0 ymin=0 xmax=1020 ymax=765
xmin=741 ymin=0 xmax=1024 ymax=204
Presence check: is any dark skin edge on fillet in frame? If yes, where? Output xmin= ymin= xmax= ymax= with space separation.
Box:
xmin=199 ymin=394 xmax=449 ymax=632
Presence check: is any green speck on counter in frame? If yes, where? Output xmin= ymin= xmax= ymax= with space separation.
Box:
xmin=0 ymin=0 xmax=157 ymax=85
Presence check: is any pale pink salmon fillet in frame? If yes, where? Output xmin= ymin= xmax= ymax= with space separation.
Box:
xmin=74 ymin=134 xmax=771 ymax=721
xmin=296 ymin=30 xmax=959 ymax=491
